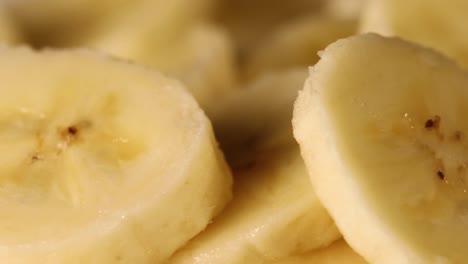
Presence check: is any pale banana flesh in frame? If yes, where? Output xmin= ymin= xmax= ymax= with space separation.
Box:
xmin=214 ymin=0 xmax=324 ymax=57
xmin=87 ymin=0 xmax=215 ymax=58
xmin=0 ymin=7 xmax=21 ymax=44
xmin=85 ymin=0 xmax=235 ymax=115
xmin=325 ymin=0 xmax=367 ymax=19
xmin=271 ymin=239 xmax=367 ymax=264
xmin=245 ymin=15 xmax=356 ymax=79
xmin=168 ymin=146 xmax=340 ymax=264
xmin=360 ymin=0 xmax=468 ymax=69
xmin=294 ymin=33 xmax=468 ymax=263
xmin=0 ymin=46 xmax=232 ymax=263
xmin=169 ymin=69 xmax=340 ymax=263
xmin=3 ymin=0 xmax=136 ymax=46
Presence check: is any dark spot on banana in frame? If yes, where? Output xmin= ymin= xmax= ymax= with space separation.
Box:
xmin=67 ymin=126 xmax=78 ymax=135
xmin=425 ymin=115 xmax=440 ymax=129
xmin=437 ymin=170 xmax=445 ymax=180
xmin=454 ymin=131 xmax=463 ymax=141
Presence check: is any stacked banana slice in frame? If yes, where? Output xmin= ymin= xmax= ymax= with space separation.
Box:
xmin=0 ymin=46 xmax=232 ymax=263
xmin=360 ymin=0 xmax=468 ymax=69
xmin=83 ymin=0 xmax=235 ymax=116
xmin=245 ymin=15 xmax=355 ymax=79
xmin=294 ymin=33 xmax=468 ymax=263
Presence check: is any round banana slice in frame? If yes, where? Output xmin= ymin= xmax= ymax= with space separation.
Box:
xmin=360 ymin=0 xmax=468 ymax=69
xmin=245 ymin=15 xmax=356 ymax=79
xmin=168 ymin=147 xmax=340 ymax=264
xmin=294 ymin=33 xmax=468 ymax=263
xmin=0 ymin=46 xmax=232 ymax=263
xmin=271 ymin=240 xmax=367 ymax=264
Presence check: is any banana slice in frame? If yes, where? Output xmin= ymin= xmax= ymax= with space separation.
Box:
xmin=3 ymin=0 xmax=134 ymax=46
xmin=88 ymin=0 xmax=214 ymax=57
xmin=0 ymin=7 xmax=21 ymax=44
xmin=215 ymin=0 xmax=324 ymax=58
xmin=87 ymin=4 xmax=235 ymax=116
xmin=294 ymin=33 xmax=468 ymax=263
xmin=212 ymin=69 xmax=308 ymax=167
xmin=245 ymin=15 xmax=356 ymax=79
xmin=0 ymin=46 xmax=232 ymax=263
xmin=360 ymin=0 xmax=468 ymax=69
xmin=140 ymin=24 xmax=236 ymax=116
xmin=325 ymin=0 xmax=367 ymax=19
xmin=168 ymin=146 xmax=340 ymax=264
xmin=169 ymin=69 xmax=339 ymax=263
xmin=271 ymin=240 xmax=367 ymax=264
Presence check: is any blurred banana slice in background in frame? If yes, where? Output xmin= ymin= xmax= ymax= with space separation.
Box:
xmin=214 ymin=0 xmax=324 ymax=62
xmin=4 ymin=0 xmax=235 ymax=116
xmin=294 ymin=33 xmax=468 ymax=263
xmin=271 ymin=240 xmax=367 ymax=264
xmin=245 ymin=15 xmax=356 ymax=79
xmin=169 ymin=69 xmax=339 ymax=263
xmin=85 ymin=0 xmax=235 ymax=116
xmin=360 ymin=0 xmax=468 ymax=69
xmin=3 ymin=0 xmax=135 ymax=46
xmin=87 ymin=0 xmax=215 ymax=56
xmin=325 ymin=0 xmax=367 ymax=20
xmin=91 ymin=23 xmax=236 ymax=116
xmin=0 ymin=6 xmax=22 ymax=44
xmin=0 ymin=46 xmax=232 ymax=263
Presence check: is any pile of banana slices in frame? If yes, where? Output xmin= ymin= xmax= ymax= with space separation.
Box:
xmin=0 ymin=0 xmax=466 ymax=263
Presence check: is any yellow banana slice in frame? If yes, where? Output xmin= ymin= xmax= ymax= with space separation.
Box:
xmin=0 ymin=7 xmax=21 ymax=44
xmin=294 ymin=33 xmax=468 ymax=263
xmin=0 ymin=46 xmax=232 ymax=263
xmin=86 ymin=0 xmax=235 ymax=115
xmin=215 ymin=0 xmax=324 ymax=57
xmin=169 ymin=69 xmax=339 ymax=263
xmin=325 ymin=0 xmax=367 ymax=19
xmin=245 ymin=15 xmax=356 ymax=79
xmin=271 ymin=240 xmax=367 ymax=264
xmin=360 ymin=0 xmax=468 ymax=69
xmin=169 ymin=147 xmax=339 ymax=264
xmin=3 ymin=0 xmax=134 ymax=46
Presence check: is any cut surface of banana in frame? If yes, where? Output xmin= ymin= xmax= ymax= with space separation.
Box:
xmin=294 ymin=33 xmax=468 ymax=263
xmin=168 ymin=146 xmax=340 ymax=264
xmin=0 ymin=46 xmax=232 ymax=263
xmin=360 ymin=0 xmax=468 ymax=69
xmin=271 ymin=239 xmax=367 ymax=264
xmin=245 ymin=15 xmax=355 ymax=79
xmin=88 ymin=17 xmax=235 ymax=116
